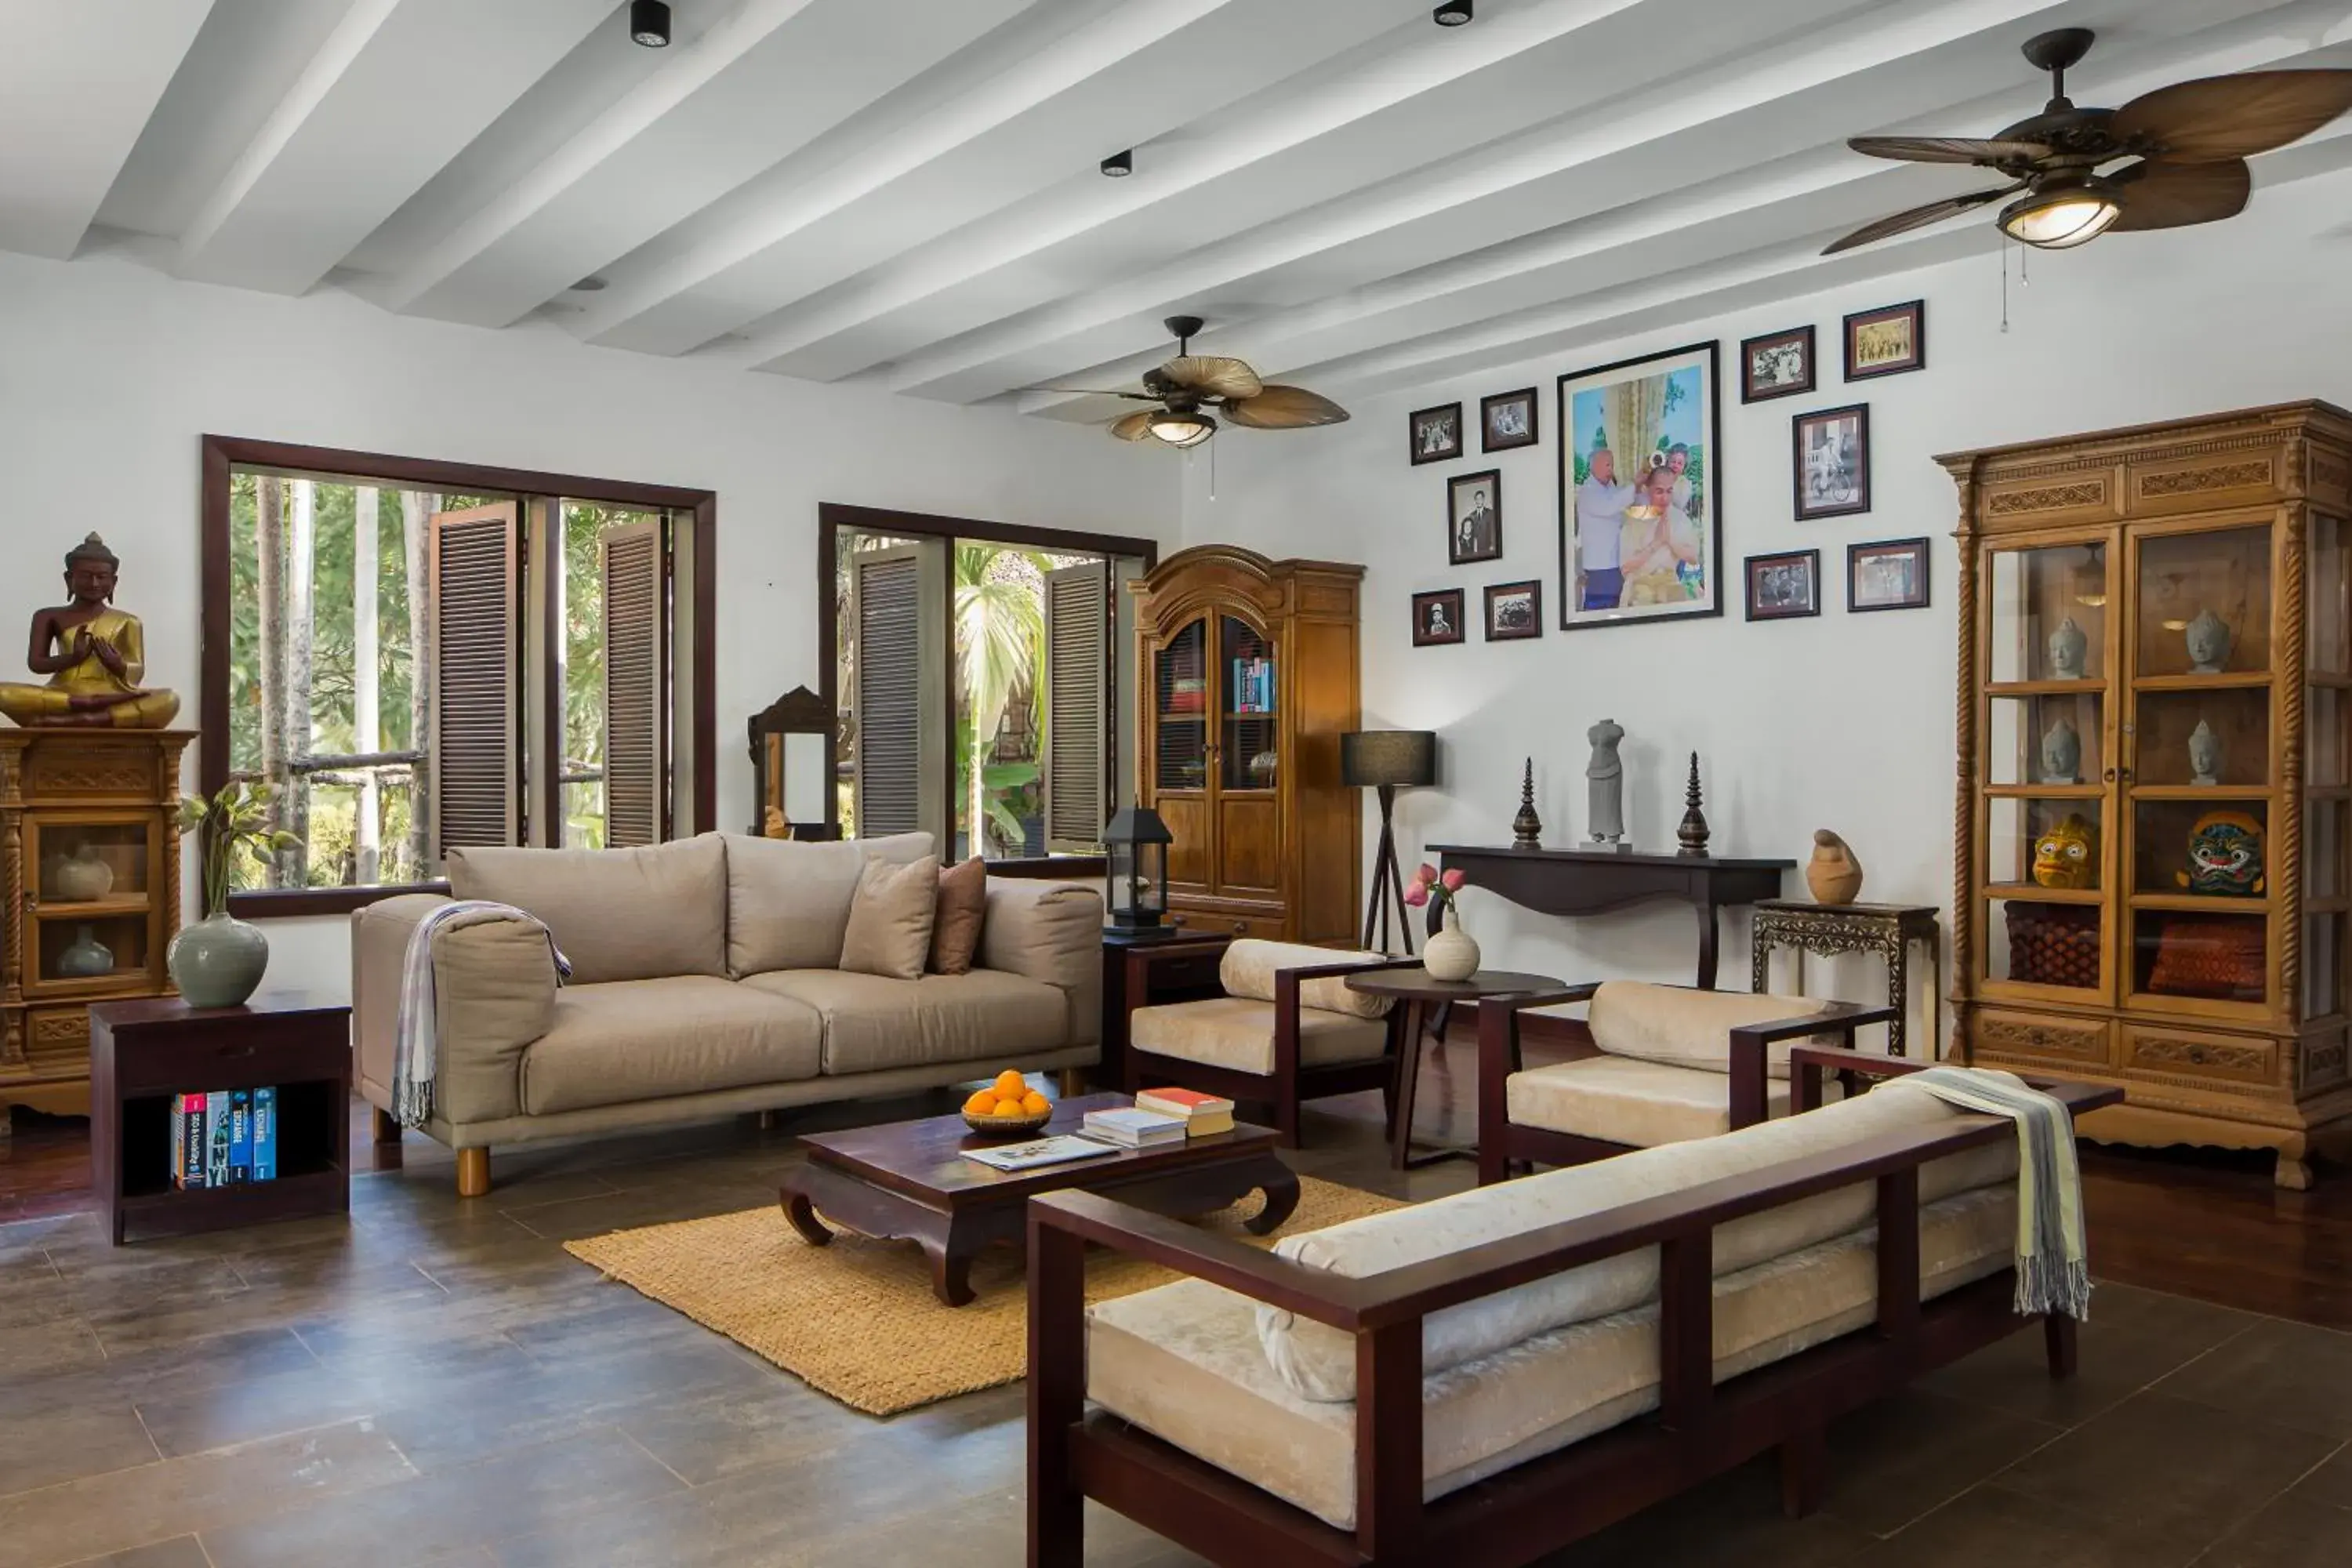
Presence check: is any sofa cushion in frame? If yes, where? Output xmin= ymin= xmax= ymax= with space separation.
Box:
xmin=1129 ymin=996 xmax=1389 ymax=1077
xmin=1220 ymin=940 xmax=1393 ymax=1019
xmin=930 ymin=856 xmax=988 ymax=975
xmin=1256 ymin=1081 xmax=2018 ymax=1401
xmin=520 ymin=977 xmax=823 ymax=1115
xmin=724 ymin=832 xmax=934 ymax=977
xmin=1587 ymin=981 xmax=1828 ymax=1080
xmin=1505 ymin=1055 xmax=1839 ymax=1149
xmin=448 ymin=835 xmax=728 ymax=985
xmin=840 ymin=855 xmax=942 ymax=982
xmin=1089 ymin=1185 xmax=2016 ymax=1531
xmin=742 ymin=967 xmax=1065 ymax=1076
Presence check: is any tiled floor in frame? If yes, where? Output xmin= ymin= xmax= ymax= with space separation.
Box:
xmin=0 ymin=1069 xmax=2346 ymax=1566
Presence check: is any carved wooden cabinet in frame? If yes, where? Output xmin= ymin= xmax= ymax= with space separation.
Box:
xmin=1131 ymin=546 xmax=1361 ymax=945
xmin=1944 ymin=403 xmax=2352 ymax=1187
xmin=0 ymin=729 xmax=191 ymax=1119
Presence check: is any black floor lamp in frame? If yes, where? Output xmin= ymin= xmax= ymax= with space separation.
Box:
xmin=1341 ymin=730 xmax=1437 ymax=955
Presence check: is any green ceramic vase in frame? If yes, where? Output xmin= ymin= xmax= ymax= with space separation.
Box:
xmin=169 ymin=911 xmax=269 ymax=1008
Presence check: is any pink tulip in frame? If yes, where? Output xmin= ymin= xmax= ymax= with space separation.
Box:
xmin=1416 ymin=863 xmax=1439 ymax=884
xmin=1440 ymin=868 xmax=1466 ymax=892
xmin=1403 ymin=881 xmax=1429 ymax=907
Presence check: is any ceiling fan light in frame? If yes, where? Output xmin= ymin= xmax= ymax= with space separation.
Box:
xmin=630 ymin=0 xmax=670 ymax=46
xmin=1434 ymin=1 xmax=1472 ymax=24
xmin=1148 ymin=410 xmax=1217 ymax=448
xmin=1998 ymin=176 xmax=2122 ymax=249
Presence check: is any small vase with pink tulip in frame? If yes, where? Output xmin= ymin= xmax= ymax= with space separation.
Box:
xmin=1404 ymin=862 xmax=1481 ymax=982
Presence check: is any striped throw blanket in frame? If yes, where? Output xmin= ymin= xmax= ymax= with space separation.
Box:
xmin=1882 ymin=1065 xmax=2091 ymax=1320
xmin=392 ymin=901 xmax=570 ymax=1129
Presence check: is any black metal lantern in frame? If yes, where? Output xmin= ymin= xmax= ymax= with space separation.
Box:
xmin=1104 ymin=803 xmax=1174 ymax=931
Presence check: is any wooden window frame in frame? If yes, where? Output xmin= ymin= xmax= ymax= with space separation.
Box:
xmin=818 ymin=503 xmax=1156 ymax=877
xmin=200 ymin=434 xmax=717 ymax=919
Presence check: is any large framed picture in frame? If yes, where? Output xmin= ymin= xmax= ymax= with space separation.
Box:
xmin=1480 ymin=388 xmax=1539 ymax=452
xmin=1556 ymin=341 xmax=1722 ymax=630
xmin=1849 ymin=536 xmax=1930 ymax=612
xmin=1793 ymin=403 xmax=1870 ymax=520
xmin=1484 ymin=579 xmax=1541 ymax=641
xmin=1409 ymin=402 xmax=1463 ymax=465
xmin=1448 ymin=469 xmax=1501 ymax=564
xmin=1412 ymin=588 xmax=1465 ymax=647
xmin=1844 ymin=299 xmax=1924 ymax=379
xmin=1745 ymin=550 xmax=1820 ymax=621
xmin=1740 ymin=325 xmax=1814 ymax=402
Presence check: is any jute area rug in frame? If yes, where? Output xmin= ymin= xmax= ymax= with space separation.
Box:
xmin=564 ymin=1175 xmax=1401 ymax=1416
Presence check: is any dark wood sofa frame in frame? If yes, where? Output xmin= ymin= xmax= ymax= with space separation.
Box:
xmin=1476 ymin=982 xmax=1902 ymax=1184
xmin=1029 ymin=1051 xmax=2122 ymax=1568
xmin=1123 ymin=955 xmax=1425 ymax=1146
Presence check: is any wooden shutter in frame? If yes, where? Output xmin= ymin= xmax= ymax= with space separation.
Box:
xmin=429 ymin=503 xmax=521 ymax=860
xmin=853 ymin=548 xmax=925 ymax=838
xmin=1043 ymin=562 xmax=1109 ymax=851
xmin=601 ymin=517 xmax=667 ymax=848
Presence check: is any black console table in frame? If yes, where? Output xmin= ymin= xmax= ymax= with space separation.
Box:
xmin=1430 ymin=844 xmax=1795 ymax=990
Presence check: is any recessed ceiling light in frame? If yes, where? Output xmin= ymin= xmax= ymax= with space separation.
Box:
xmin=630 ymin=0 xmax=670 ymax=47
xmin=1433 ymin=2 xmax=1472 ymax=25
xmin=1101 ymin=150 xmax=1134 ymax=178
xmin=570 ymin=274 xmax=608 ymax=292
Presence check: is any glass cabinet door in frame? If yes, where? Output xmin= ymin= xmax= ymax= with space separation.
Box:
xmin=1153 ymin=619 xmax=1210 ymax=796
xmin=23 ymin=815 xmax=158 ymax=993
xmin=2309 ymin=514 xmax=2352 ymax=1022
xmin=2123 ymin=521 xmax=2276 ymax=1011
xmin=1218 ymin=615 xmax=1277 ymax=793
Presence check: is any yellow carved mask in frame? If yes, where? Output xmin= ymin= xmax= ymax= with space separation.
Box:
xmin=2031 ymin=812 xmax=2099 ymax=890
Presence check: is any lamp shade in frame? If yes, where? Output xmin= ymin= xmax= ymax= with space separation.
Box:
xmin=1341 ymin=730 xmax=1436 ymax=789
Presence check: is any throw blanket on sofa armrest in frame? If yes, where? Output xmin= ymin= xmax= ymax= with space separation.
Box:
xmin=1882 ymin=1065 xmax=2091 ymax=1320
xmin=394 ymin=901 xmax=571 ymax=1129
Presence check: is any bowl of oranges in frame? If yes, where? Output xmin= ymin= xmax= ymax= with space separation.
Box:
xmin=963 ymin=1071 xmax=1054 ymax=1137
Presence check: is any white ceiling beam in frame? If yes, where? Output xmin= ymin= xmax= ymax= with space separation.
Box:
xmin=175 ymin=0 xmax=612 ymax=295
xmin=0 ymin=0 xmax=215 ymax=260
xmin=569 ymin=0 xmax=1249 ymax=346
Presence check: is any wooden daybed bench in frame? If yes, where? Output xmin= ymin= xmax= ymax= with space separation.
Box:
xmin=1027 ymin=1051 xmax=2119 ymax=1567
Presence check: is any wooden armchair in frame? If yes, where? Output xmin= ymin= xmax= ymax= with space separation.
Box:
xmin=1479 ymin=980 xmax=1899 ymax=1183
xmin=1028 ymin=1065 xmax=2121 ymax=1568
xmin=1123 ymin=939 xmax=1421 ymax=1146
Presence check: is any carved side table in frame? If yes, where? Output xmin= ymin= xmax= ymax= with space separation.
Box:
xmin=1750 ymin=901 xmax=1940 ymax=1059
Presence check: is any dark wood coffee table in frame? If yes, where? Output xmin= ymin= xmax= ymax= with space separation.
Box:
xmin=779 ymin=1092 xmax=1298 ymax=1306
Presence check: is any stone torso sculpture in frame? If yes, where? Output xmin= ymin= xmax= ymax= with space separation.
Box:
xmin=1586 ymin=719 xmax=1625 ymax=844
xmin=0 ymin=534 xmax=181 ymax=728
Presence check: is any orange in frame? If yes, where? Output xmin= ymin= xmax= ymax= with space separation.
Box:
xmin=963 ymin=1090 xmax=996 ymax=1117
xmin=993 ymin=1069 xmax=1027 ymax=1096
xmin=994 ymin=1095 xmax=1029 ymax=1117
xmin=1020 ymin=1091 xmax=1050 ymax=1116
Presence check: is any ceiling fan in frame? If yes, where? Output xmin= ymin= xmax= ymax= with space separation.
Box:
xmin=1025 ymin=316 xmax=1348 ymax=448
xmin=1826 ymin=29 xmax=2352 ymax=255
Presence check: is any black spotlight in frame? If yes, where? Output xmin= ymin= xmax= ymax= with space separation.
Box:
xmin=630 ymin=0 xmax=671 ymax=47
xmin=1101 ymin=149 xmax=1133 ymax=179
xmin=1433 ymin=1 xmax=1472 ymax=24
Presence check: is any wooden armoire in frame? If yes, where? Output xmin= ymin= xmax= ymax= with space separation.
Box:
xmin=1131 ymin=546 xmax=1361 ymax=945
xmin=1944 ymin=402 xmax=2352 ymax=1188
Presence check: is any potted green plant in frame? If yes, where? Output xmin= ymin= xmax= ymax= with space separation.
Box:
xmin=169 ymin=781 xmax=298 ymax=1007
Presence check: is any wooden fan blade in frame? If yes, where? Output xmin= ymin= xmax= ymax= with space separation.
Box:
xmin=1221 ymin=384 xmax=1350 ymax=430
xmin=1848 ymin=135 xmax=2049 ymax=165
xmin=1821 ymin=183 xmax=2021 ymax=255
xmin=2114 ymin=70 xmax=2352 ymax=162
xmin=2107 ymin=157 xmax=2250 ymax=231
xmin=1109 ymin=410 xmax=1157 ymax=441
xmin=1159 ymin=355 xmax=1263 ymax=400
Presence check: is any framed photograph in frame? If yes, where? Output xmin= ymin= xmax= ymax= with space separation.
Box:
xmin=1480 ymin=388 xmax=1539 ymax=452
xmin=1556 ymin=341 xmax=1722 ymax=630
xmin=1844 ymin=299 xmax=1924 ymax=379
xmin=1740 ymin=325 xmax=1815 ymax=403
xmin=1448 ymin=469 xmax=1502 ymax=564
xmin=1484 ymin=579 xmax=1542 ymax=641
xmin=1409 ymin=402 xmax=1463 ymax=465
xmin=1745 ymin=550 xmax=1820 ymax=621
xmin=1793 ymin=403 xmax=1871 ymax=521
xmin=1412 ymin=588 xmax=1465 ymax=647
xmin=1849 ymin=536 xmax=1931 ymax=612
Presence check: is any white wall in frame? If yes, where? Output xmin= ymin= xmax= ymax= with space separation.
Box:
xmin=1178 ymin=172 xmax=2352 ymax=1044
xmin=0 ymin=249 xmax=1179 ymax=998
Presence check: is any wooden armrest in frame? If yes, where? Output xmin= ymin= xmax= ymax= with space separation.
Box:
xmin=1277 ymin=956 xmax=1425 ymax=986
xmin=1786 ymin=1047 xmax=2125 ymax=1116
xmin=1027 ymin=1190 xmax=1369 ymax=1330
xmin=1732 ymin=1000 xmax=1900 ymax=1045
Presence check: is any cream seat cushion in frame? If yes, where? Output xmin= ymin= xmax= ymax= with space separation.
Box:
xmin=1256 ymin=1083 xmax=2015 ymax=1402
xmin=521 ymin=977 xmax=822 ymax=1115
xmin=448 ymin=833 xmax=728 ymax=984
xmin=1219 ymin=940 xmax=1394 ymax=1020
xmin=1505 ymin=1055 xmax=1843 ymax=1149
xmin=724 ymin=831 xmax=934 ymax=977
xmin=1587 ymin=981 xmax=1829 ymax=1079
xmin=742 ymin=967 xmax=1065 ymax=1076
xmin=1088 ymin=1185 xmax=2016 ymax=1532
xmin=1129 ymin=996 xmax=1388 ymax=1076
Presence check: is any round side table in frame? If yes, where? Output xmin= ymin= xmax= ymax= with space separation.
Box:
xmin=1345 ymin=967 xmax=1580 ymax=1171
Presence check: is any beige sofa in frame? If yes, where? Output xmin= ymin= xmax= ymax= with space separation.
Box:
xmin=350 ymin=832 xmax=1102 ymax=1192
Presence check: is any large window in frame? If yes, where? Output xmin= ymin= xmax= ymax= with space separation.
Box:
xmin=823 ymin=507 xmax=1152 ymax=862
xmin=201 ymin=438 xmax=714 ymax=913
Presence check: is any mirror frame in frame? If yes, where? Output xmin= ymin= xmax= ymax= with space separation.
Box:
xmin=747 ymin=685 xmax=840 ymax=840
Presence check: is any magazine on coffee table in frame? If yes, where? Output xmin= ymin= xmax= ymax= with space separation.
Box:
xmin=960 ymin=1134 xmax=1124 ymax=1173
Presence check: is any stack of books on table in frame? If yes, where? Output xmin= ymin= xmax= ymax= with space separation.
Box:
xmin=1134 ymin=1088 xmax=1236 ymax=1136
xmin=170 ymin=1087 xmax=279 ymax=1189
xmin=1078 ymin=1106 xmax=1187 ymax=1149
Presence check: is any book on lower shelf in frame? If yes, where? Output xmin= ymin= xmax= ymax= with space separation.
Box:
xmin=169 ymin=1085 xmax=281 ymax=1190
xmin=961 ymin=1135 xmax=1123 ymax=1173
xmin=1134 ymin=1088 xmax=1236 ymax=1136
xmin=1080 ymin=1107 xmax=1187 ymax=1149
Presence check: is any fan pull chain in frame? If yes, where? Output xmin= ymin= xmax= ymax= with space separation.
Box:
xmin=2000 ymin=238 xmax=2010 ymax=333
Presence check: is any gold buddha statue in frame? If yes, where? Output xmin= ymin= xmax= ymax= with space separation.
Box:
xmin=0 ymin=534 xmax=180 ymax=728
